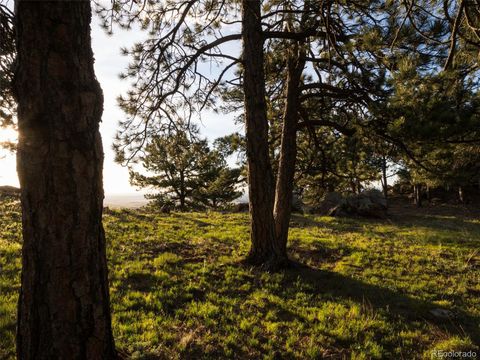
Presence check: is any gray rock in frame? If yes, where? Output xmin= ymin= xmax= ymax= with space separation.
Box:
xmin=291 ymin=194 xmax=305 ymax=213
xmin=330 ymin=189 xmax=387 ymax=218
xmin=429 ymin=308 xmax=454 ymax=319
xmin=232 ymin=202 xmax=249 ymax=213
xmin=313 ymin=192 xmax=343 ymax=215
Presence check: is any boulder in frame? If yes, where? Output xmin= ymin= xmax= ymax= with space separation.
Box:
xmin=232 ymin=202 xmax=249 ymax=213
xmin=429 ymin=308 xmax=454 ymax=319
xmin=160 ymin=203 xmax=172 ymax=214
xmin=291 ymin=194 xmax=305 ymax=213
xmin=330 ymin=189 xmax=387 ymax=219
xmin=312 ymin=192 xmax=343 ymax=215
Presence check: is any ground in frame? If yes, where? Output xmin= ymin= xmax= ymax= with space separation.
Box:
xmin=0 ymin=197 xmax=479 ymax=359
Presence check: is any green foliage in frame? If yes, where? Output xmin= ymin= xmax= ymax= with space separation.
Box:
xmin=96 ymin=0 xmax=241 ymax=161
xmin=194 ymin=167 xmax=243 ymax=209
xmin=129 ymin=124 xmax=242 ymax=210
xmin=296 ymin=126 xmax=388 ymax=202
xmin=385 ymin=68 xmax=480 ymax=189
xmin=1 ymin=200 xmax=480 ymax=359
xmin=212 ymin=132 xmax=245 ymax=164
xmin=0 ymin=2 xmax=16 ymax=149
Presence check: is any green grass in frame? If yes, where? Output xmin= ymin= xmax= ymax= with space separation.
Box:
xmin=1 ymin=199 xmax=479 ymax=359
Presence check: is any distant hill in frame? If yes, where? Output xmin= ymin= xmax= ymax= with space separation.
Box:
xmin=0 ymin=185 xmax=20 ymax=197
xmin=104 ymin=193 xmax=149 ymax=209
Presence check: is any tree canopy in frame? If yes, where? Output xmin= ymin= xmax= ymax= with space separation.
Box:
xmin=129 ymin=124 xmax=242 ymax=210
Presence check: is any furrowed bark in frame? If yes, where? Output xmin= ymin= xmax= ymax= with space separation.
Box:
xmin=14 ymin=1 xmax=116 ymax=358
xmin=242 ymin=0 xmax=286 ymax=267
xmin=273 ymin=43 xmax=305 ymax=253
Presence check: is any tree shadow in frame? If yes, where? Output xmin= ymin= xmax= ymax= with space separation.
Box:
xmin=112 ymin=252 xmax=480 ymax=358
xmin=290 ymin=211 xmax=480 ymax=250
xmin=290 ymin=213 xmax=393 ymax=234
xmin=170 ymin=213 xmax=212 ymax=227
xmin=276 ymin=263 xmax=480 ymax=345
xmin=105 ymin=208 xmax=155 ymax=223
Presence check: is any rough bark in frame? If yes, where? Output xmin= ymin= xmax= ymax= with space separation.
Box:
xmin=242 ymin=0 xmax=285 ymax=267
xmin=273 ymin=44 xmax=305 ymax=253
xmin=14 ymin=1 xmax=116 ymax=359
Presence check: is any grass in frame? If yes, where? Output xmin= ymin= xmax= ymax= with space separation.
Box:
xmin=0 ymin=198 xmax=479 ymax=359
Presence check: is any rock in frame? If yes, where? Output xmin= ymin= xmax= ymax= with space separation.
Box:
xmin=313 ymin=192 xmax=343 ymax=215
xmin=328 ymin=202 xmax=348 ymax=217
xmin=291 ymin=194 xmax=305 ymax=213
xmin=329 ymin=189 xmax=388 ymax=219
xmin=160 ymin=204 xmax=172 ymax=214
xmin=362 ymin=189 xmax=387 ymax=208
xmin=232 ymin=202 xmax=249 ymax=213
xmin=429 ymin=308 xmax=454 ymax=319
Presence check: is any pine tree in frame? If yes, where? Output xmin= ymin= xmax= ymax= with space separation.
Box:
xmin=14 ymin=1 xmax=115 ymax=357
xmin=129 ymin=125 xmax=242 ymax=210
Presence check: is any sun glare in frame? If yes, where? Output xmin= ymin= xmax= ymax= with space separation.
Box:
xmin=0 ymin=127 xmax=18 ymax=143
xmin=0 ymin=127 xmax=19 ymax=187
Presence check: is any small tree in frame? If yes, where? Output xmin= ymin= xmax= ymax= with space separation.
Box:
xmin=129 ymin=126 xmax=242 ymax=210
xmin=194 ymin=165 xmax=243 ymax=209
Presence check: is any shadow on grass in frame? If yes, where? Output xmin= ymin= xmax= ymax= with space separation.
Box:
xmin=291 ymin=211 xmax=480 ymax=250
xmin=287 ymin=263 xmax=478 ymax=332
xmin=105 ymin=208 xmax=154 ymax=223
xmin=111 ymin=208 xmax=480 ymax=357
xmin=116 ymin=256 xmax=480 ymax=351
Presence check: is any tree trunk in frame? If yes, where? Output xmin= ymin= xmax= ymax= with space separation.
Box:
xmin=413 ymin=183 xmax=422 ymax=207
xmin=458 ymin=186 xmax=464 ymax=203
xmin=242 ymin=0 xmax=284 ymax=267
xmin=381 ymin=155 xmax=388 ymax=205
xmin=273 ymin=43 xmax=305 ymax=253
xmin=14 ymin=1 xmax=116 ymax=358
xmin=350 ymin=180 xmax=357 ymax=194
xmin=179 ymin=172 xmax=186 ymax=210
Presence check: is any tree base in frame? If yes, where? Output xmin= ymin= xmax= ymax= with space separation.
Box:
xmin=243 ymin=251 xmax=292 ymax=271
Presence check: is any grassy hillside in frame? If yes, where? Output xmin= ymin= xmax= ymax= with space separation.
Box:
xmin=1 ymin=198 xmax=479 ymax=359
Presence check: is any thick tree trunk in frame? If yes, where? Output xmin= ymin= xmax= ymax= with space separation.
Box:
xmin=14 ymin=1 xmax=116 ymax=359
xmin=273 ymin=44 xmax=305 ymax=253
xmin=242 ymin=0 xmax=285 ymax=267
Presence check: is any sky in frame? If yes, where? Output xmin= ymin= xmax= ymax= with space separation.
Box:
xmin=0 ymin=16 xmax=241 ymax=195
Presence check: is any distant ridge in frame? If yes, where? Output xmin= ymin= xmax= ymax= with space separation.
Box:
xmin=0 ymin=185 xmax=20 ymax=196
xmin=104 ymin=193 xmax=148 ymax=209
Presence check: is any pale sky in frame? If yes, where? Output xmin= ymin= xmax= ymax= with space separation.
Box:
xmin=0 ymin=17 xmax=240 ymax=195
